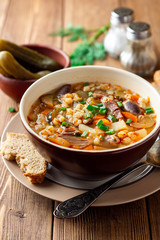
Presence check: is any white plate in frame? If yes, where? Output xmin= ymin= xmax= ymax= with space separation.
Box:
xmin=1 ymin=113 xmax=160 ymax=206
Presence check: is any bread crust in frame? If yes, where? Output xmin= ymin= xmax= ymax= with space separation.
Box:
xmin=1 ymin=132 xmax=47 ymax=183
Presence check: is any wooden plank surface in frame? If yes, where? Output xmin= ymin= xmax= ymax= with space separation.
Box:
xmin=0 ymin=0 xmax=160 ymax=239
xmin=0 ymin=0 xmax=62 ymax=239
xmin=53 ymin=0 xmax=159 ymax=239
xmin=53 ymin=200 xmax=151 ymax=240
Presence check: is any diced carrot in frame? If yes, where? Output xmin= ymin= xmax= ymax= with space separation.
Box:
xmin=94 ymin=115 xmax=105 ymax=120
xmin=93 ymin=118 xmax=112 ymax=125
xmin=122 ymin=112 xmax=138 ymax=123
xmin=152 ymin=114 xmax=157 ymax=119
xmin=42 ymin=108 xmax=53 ymax=115
xmin=48 ymin=136 xmax=70 ymax=147
xmin=101 ymin=119 xmax=112 ymax=126
xmin=146 ymin=96 xmax=150 ymax=104
xmin=83 ymin=144 xmax=94 ymax=150
xmin=127 ymin=89 xmax=132 ymax=94
xmin=115 ymin=84 xmax=122 ymax=89
xmin=131 ymin=95 xmax=139 ymax=103
xmin=70 ymin=145 xmax=80 ymax=149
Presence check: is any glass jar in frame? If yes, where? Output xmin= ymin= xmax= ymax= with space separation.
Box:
xmin=104 ymin=7 xmax=134 ymax=58
xmin=120 ymin=22 xmax=157 ymax=76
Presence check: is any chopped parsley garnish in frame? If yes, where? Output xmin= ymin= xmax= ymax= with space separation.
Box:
xmin=88 ymin=92 xmax=93 ymax=97
xmin=60 ymin=107 xmax=67 ymax=111
xmin=99 ymin=106 xmax=107 ymax=115
xmin=96 ymin=119 xmax=109 ymax=131
xmin=74 ymin=132 xmax=82 ymax=137
xmin=96 ymin=103 xmax=103 ymax=107
xmin=99 ymin=125 xmax=109 ymax=131
xmin=8 ymin=107 xmax=16 ymax=112
xmin=91 ymin=109 xmax=98 ymax=115
xmin=62 ymin=121 xmax=69 ymax=127
xmin=106 ymin=129 xmax=115 ymax=135
xmin=87 ymin=104 xmax=94 ymax=111
xmin=83 ymin=113 xmax=91 ymax=119
xmin=96 ymin=119 xmax=103 ymax=127
xmin=83 ymin=82 xmax=89 ymax=86
xmin=145 ymin=108 xmax=153 ymax=114
xmin=126 ymin=118 xmax=132 ymax=124
xmin=99 ymin=135 xmax=104 ymax=141
xmin=107 ymin=114 xmax=117 ymax=122
xmin=79 ymin=100 xmax=86 ymax=104
xmin=117 ymin=101 xmax=123 ymax=107
xmin=81 ymin=131 xmax=88 ymax=137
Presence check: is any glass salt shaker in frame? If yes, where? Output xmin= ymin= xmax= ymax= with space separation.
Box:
xmin=120 ymin=22 xmax=157 ymax=76
xmin=104 ymin=7 xmax=134 ymax=58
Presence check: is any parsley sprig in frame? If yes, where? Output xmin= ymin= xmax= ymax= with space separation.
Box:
xmin=49 ymin=22 xmax=110 ymax=66
xmin=49 ymin=23 xmax=97 ymax=41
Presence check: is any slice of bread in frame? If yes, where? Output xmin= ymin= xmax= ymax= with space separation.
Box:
xmin=1 ymin=132 xmax=47 ymax=183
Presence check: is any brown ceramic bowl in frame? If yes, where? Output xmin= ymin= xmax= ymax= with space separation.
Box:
xmin=20 ymin=66 xmax=160 ymax=180
xmin=0 ymin=44 xmax=70 ymax=102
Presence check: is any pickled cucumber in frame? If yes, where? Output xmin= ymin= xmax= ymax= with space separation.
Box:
xmin=0 ymin=39 xmax=62 ymax=71
xmin=0 ymin=51 xmax=38 ymax=80
xmin=0 ymin=65 xmax=11 ymax=77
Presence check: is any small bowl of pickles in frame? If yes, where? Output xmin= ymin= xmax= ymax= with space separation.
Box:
xmin=0 ymin=39 xmax=70 ymax=102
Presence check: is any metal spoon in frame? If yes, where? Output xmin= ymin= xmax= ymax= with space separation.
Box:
xmin=53 ymin=138 xmax=160 ymax=219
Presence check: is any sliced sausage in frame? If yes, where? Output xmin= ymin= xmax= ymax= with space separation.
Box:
xmin=103 ymin=100 xmax=123 ymax=119
xmin=98 ymin=134 xmax=121 ymax=148
xmin=60 ymin=135 xmax=91 ymax=149
xmin=123 ymin=100 xmax=141 ymax=116
xmin=61 ymin=126 xmax=81 ymax=135
xmin=57 ymin=84 xmax=72 ymax=97
xmin=93 ymin=90 xmax=108 ymax=98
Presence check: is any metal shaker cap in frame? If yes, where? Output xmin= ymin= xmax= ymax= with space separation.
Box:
xmin=111 ymin=7 xmax=134 ymax=25
xmin=127 ymin=22 xmax=152 ymax=40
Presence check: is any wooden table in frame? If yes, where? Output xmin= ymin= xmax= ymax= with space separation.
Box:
xmin=0 ymin=0 xmax=160 ymax=239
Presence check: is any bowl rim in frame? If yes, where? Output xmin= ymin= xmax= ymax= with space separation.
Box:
xmin=0 ymin=43 xmax=70 ymax=82
xmin=20 ymin=65 xmax=160 ymax=153
xmin=22 ymin=43 xmax=71 ymax=69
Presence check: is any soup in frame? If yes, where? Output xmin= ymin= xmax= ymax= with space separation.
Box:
xmin=27 ymin=82 xmax=156 ymax=150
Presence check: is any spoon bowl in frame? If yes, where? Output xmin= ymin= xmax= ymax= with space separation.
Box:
xmin=53 ymin=137 xmax=160 ymax=218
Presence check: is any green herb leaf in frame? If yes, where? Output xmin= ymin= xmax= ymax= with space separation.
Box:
xmin=96 ymin=103 xmax=103 ymax=107
xmin=83 ymin=82 xmax=89 ymax=86
xmin=79 ymin=100 xmax=86 ymax=104
xmin=74 ymin=132 xmax=82 ymax=137
xmin=92 ymin=105 xmax=99 ymax=109
xmin=99 ymin=124 xmax=109 ymax=131
xmin=99 ymin=106 xmax=107 ymax=114
xmin=60 ymin=106 xmax=67 ymax=111
xmin=88 ymin=92 xmax=93 ymax=97
xmin=62 ymin=121 xmax=69 ymax=127
xmin=106 ymin=129 xmax=115 ymax=135
xmin=107 ymin=114 xmax=117 ymax=122
xmin=8 ymin=107 xmax=16 ymax=112
xmin=91 ymin=109 xmax=98 ymax=115
xmin=99 ymin=135 xmax=104 ymax=141
xmin=70 ymin=41 xmax=107 ymax=66
xmin=50 ymin=22 xmax=110 ymax=66
xmin=49 ymin=24 xmax=96 ymax=41
xmin=87 ymin=104 xmax=94 ymax=111
xmin=126 ymin=118 xmax=132 ymax=124
xmin=81 ymin=131 xmax=88 ymax=137
xmin=96 ymin=119 xmax=103 ymax=127
xmin=145 ymin=108 xmax=153 ymax=114
xmin=117 ymin=101 xmax=123 ymax=107
xmin=83 ymin=112 xmax=91 ymax=119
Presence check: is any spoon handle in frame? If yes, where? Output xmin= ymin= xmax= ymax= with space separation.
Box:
xmin=53 ymin=162 xmax=146 ymax=218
